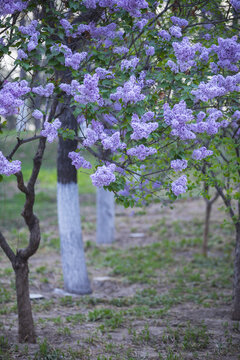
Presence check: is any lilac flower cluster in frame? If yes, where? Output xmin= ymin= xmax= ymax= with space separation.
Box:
xmin=192 ymin=73 xmax=240 ymax=102
xmin=231 ymin=0 xmax=240 ymax=11
xmin=172 ymin=37 xmax=202 ymax=72
xmin=41 ymin=119 xmax=61 ymax=143
xmin=83 ymin=128 xmax=99 ymax=147
xmin=211 ymin=36 xmax=240 ymax=72
xmin=127 ymin=144 xmax=157 ymax=160
xmin=110 ymin=75 xmax=145 ymax=104
xmin=0 ymin=151 xmax=21 ymax=176
xmin=169 ymin=25 xmax=182 ymax=38
xmin=192 ymin=147 xmax=213 ymax=160
xmin=60 ymin=19 xmax=73 ymax=36
xmin=144 ymin=45 xmax=155 ymax=56
xmin=171 ymin=175 xmax=187 ymax=196
xmin=32 ymin=83 xmax=54 ymax=97
xmin=61 ymin=74 xmax=102 ymax=105
xmin=75 ymin=74 xmax=101 ymax=105
xmin=130 ymin=113 xmax=158 ymax=140
xmin=121 ymin=57 xmax=139 ymax=71
xmin=171 ymin=16 xmax=188 ymax=28
xmin=68 ymin=152 xmax=92 ymax=169
xmin=65 ymin=52 xmax=87 ymax=70
xmin=113 ymin=46 xmax=129 ymax=55
xmin=163 ymin=101 xmax=196 ymax=140
xmin=91 ymin=164 xmax=116 ymax=187
xmin=101 ymin=131 xmax=125 ymax=151
xmin=95 ymin=67 xmax=114 ymax=79
xmin=171 ymin=159 xmax=188 ymax=172
xmin=19 ymin=20 xmax=38 ymax=36
xmin=159 ymin=30 xmax=171 ymax=41
xmin=17 ymin=49 xmax=28 ymax=60
xmin=0 ymin=0 xmax=28 ymax=15
xmin=19 ymin=20 xmax=39 ymax=52
xmin=190 ymin=109 xmax=224 ymax=135
xmin=135 ymin=19 xmax=148 ymax=30
xmin=0 ymin=80 xmax=30 ymax=116
xmin=167 ymin=60 xmax=179 ymax=73
xmin=32 ymin=109 xmax=43 ymax=120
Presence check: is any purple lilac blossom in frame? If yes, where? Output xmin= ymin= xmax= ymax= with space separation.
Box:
xmin=0 ymin=151 xmax=21 ymax=176
xmin=167 ymin=60 xmax=179 ymax=73
xmin=113 ymin=46 xmax=129 ymax=54
xmin=103 ymin=113 xmax=118 ymax=125
xmin=171 ymin=159 xmax=188 ymax=172
xmin=0 ymin=0 xmax=28 ymax=15
xmin=163 ymin=101 xmax=196 ymax=140
xmin=172 ymin=37 xmax=201 ymax=72
xmin=101 ymin=131 xmax=125 ymax=151
xmin=211 ymin=36 xmax=240 ymax=72
xmin=77 ymin=115 xmax=86 ymax=124
xmin=65 ymin=52 xmax=87 ymax=70
xmin=121 ymin=57 xmax=139 ymax=71
xmin=127 ymin=144 xmax=157 ymax=160
xmin=19 ymin=20 xmax=38 ymax=36
xmin=0 ymin=80 xmax=30 ymax=116
xmin=95 ymin=67 xmax=114 ymax=79
xmin=231 ymin=0 xmax=240 ymax=11
xmin=74 ymin=74 xmax=102 ymax=105
xmin=110 ymin=75 xmax=145 ymax=104
xmin=130 ymin=113 xmax=158 ymax=140
xmin=192 ymin=73 xmax=240 ymax=102
xmin=32 ymin=83 xmax=54 ymax=97
xmin=115 ymin=0 xmax=149 ymax=17
xmin=83 ymin=128 xmax=99 ymax=147
xmin=135 ymin=19 xmax=148 ymax=30
xmin=169 ymin=25 xmax=182 ymax=38
xmin=144 ymin=45 xmax=155 ymax=56
xmin=32 ymin=109 xmax=43 ymax=120
xmin=203 ymin=33 xmax=211 ymax=40
xmin=159 ymin=30 xmax=171 ymax=41
xmin=210 ymin=62 xmax=219 ymax=74
xmin=171 ymin=175 xmax=187 ymax=196
xmin=41 ymin=119 xmax=61 ymax=143
xmin=17 ymin=49 xmax=28 ymax=60
xmin=68 ymin=152 xmax=92 ymax=169
xmin=91 ymin=164 xmax=116 ymax=187
xmin=192 ymin=146 xmax=213 ymax=160
xmin=92 ymin=120 xmax=104 ymax=135
xmin=27 ymin=33 xmax=39 ymax=52
xmin=60 ymin=19 xmax=73 ymax=36
xmin=171 ymin=16 xmax=188 ymax=27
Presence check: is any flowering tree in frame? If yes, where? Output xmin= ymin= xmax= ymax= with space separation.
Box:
xmin=0 ymin=0 xmax=240 ymax=343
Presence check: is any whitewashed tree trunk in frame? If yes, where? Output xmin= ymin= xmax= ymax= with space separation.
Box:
xmin=57 ymin=182 xmax=91 ymax=294
xmin=16 ymin=102 xmax=29 ymax=132
xmin=96 ymin=188 xmax=115 ymax=244
xmin=57 ymin=101 xmax=91 ymax=294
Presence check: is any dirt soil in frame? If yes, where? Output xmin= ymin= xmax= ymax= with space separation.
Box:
xmin=1 ymin=196 xmax=240 ymax=360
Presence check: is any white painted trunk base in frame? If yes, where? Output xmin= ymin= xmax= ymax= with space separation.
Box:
xmin=96 ymin=188 xmax=115 ymax=244
xmin=57 ymin=182 xmax=91 ymax=294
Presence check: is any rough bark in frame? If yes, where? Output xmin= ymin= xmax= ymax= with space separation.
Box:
xmin=96 ymin=188 xmax=115 ymax=244
xmin=203 ymin=201 xmax=211 ymax=257
xmin=14 ymin=257 xmax=36 ymax=343
xmin=57 ymin=102 xmax=91 ymax=294
xmin=232 ymin=223 xmax=240 ymax=320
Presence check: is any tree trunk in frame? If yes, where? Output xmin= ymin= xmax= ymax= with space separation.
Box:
xmin=57 ymin=103 xmax=91 ymax=295
xmin=14 ymin=257 xmax=36 ymax=343
xmin=203 ymin=201 xmax=212 ymax=257
xmin=96 ymin=188 xmax=115 ymax=244
xmin=232 ymin=223 xmax=240 ymax=320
